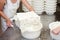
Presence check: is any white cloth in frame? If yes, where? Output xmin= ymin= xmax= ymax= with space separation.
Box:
xmin=1 ymin=0 xmax=20 ymax=32
xmin=13 ymin=11 xmax=43 ymax=33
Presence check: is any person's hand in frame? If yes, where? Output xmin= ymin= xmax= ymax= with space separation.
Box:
xmin=6 ymin=19 xmax=13 ymax=27
xmin=52 ymin=26 xmax=60 ymax=35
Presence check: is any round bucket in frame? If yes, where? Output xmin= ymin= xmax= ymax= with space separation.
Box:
xmin=49 ymin=22 xmax=60 ymax=40
xmin=14 ymin=12 xmax=43 ymax=39
xmin=21 ymin=23 xmax=43 ymax=39
xmin=21 ymin=30 xmax=41 ymax=39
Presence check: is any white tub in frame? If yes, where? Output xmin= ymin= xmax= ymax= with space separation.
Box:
xmin=21 ymin=23 xmax=43 ymax=39
xmin=49 ymin=22 xmax=60 ymax=40
xmin=13 ymin=12 xmax=43 ymax=39
xmin=21 ymin=30 xmax=41 ymax=39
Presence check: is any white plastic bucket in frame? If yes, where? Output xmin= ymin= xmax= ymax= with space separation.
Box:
xmin=14 ymin=11 xmax=43 ymax=39
xmin=21 ymin=21 xmax=43 ymax=39
xmin=49 ymin=22 xmax=60 ymax=40
xmin=21 ymin=29 xmax=42 ymax=39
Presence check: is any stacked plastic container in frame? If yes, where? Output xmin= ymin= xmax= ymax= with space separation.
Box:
xmin=22 ymin=0 xmax=33 ymax=12
xmin=22 ymin=0 xmax=57 ymax=15
xmin=32 ymin=0 xmax=44 ymax=14
xmin=45 ymin=0 xmax=57 ymax=15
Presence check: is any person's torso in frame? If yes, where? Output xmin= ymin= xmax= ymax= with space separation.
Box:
xmin=4 ymin=0 xmax=20 ymax=18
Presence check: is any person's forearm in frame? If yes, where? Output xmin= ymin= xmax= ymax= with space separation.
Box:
xmin=22 ymin=0 xmax=34 ymax=11
xmin=0 ymin=11 xmax=9 ymax=21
